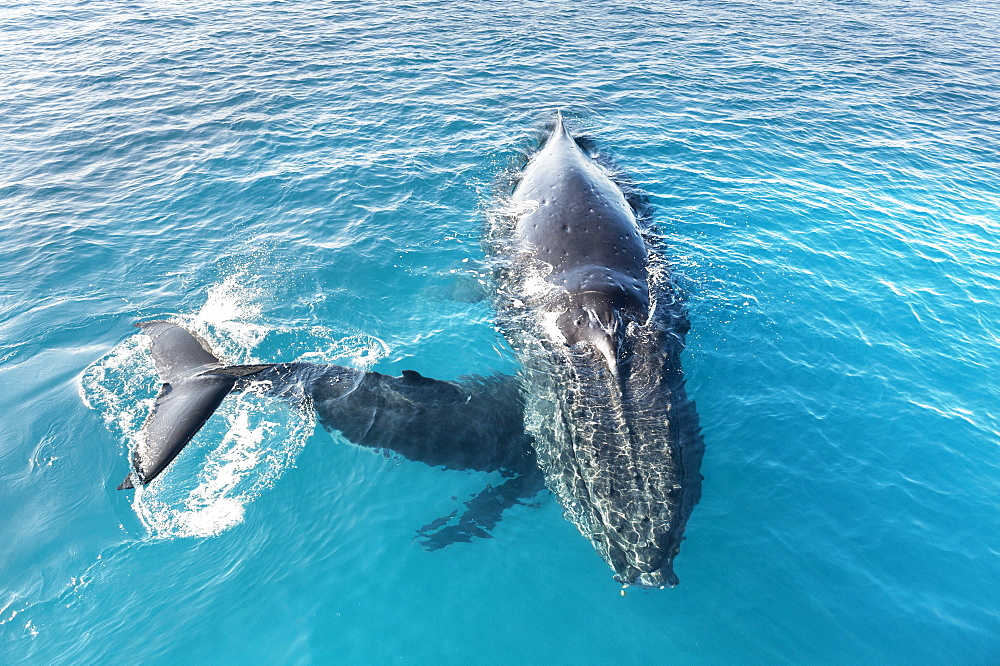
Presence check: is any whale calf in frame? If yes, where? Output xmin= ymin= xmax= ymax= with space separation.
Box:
xmin=115 ymin=114 xmax=703 ymax=587
xmin=121 ymin=321 xmax=543 ymax=549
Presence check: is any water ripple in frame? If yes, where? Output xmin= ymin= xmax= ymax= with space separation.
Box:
xmin=1 ymin=0 xmax=999 ymax=662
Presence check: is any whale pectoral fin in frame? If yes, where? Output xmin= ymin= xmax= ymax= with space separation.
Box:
xmin=415 ymin=509 xmax=459 ymax=535
xmin=415 ymin=466 xmax=546 ymax=550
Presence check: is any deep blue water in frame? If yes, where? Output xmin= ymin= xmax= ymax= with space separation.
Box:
xmin=2 ymin=0 xmax=999 ymax=662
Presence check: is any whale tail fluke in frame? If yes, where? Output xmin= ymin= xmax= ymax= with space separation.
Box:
xmin=117 ymin=321 xmax=272 ymax=489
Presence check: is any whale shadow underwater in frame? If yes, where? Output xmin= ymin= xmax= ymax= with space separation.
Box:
xmin=114 ymin=114 xmax=704 ymax=588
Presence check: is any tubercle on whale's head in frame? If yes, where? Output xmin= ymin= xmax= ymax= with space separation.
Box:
xmin=616 ymin=568 xmax=680 ymax=590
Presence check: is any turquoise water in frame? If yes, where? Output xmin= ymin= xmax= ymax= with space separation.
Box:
xmin=2 ymin=0 xmax=999 ymax=662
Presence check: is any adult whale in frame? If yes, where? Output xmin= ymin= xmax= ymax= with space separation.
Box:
xmin=114 ymin=114 xmax=703 ymax=587
xmin=490 ymin=112 xmax=703 ymax=587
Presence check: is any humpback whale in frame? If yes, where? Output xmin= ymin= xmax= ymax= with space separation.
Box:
xmin=120 ymin=321 xmax=543 ymax=549
xmin=115 ymin=114 xmax=703 ymax=587
xmin=490 ymin=113 xmax=703 ymax=587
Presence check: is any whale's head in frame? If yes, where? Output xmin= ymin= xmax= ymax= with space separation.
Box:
xmin=573 ymin=408 xmax=693 ymax=589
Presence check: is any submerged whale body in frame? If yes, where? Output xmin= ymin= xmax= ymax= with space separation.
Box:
xmin=115 ymin=114 xmax=704 ymax=587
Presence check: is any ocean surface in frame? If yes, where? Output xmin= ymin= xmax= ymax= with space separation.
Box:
xmin=2 ymin=0 xmax=999 ymax=662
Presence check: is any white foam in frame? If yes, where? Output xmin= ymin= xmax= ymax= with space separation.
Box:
xmin=181 ymin=271 xmax=271 ymax=363
xmin=80 ymin=334 xmax=157 ymax=448
xmin=297 ymin=330 xmax=390 ymax=367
